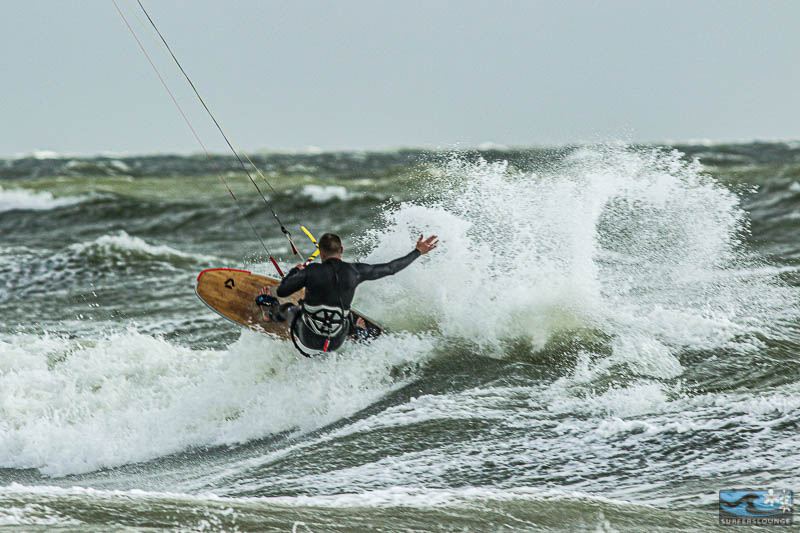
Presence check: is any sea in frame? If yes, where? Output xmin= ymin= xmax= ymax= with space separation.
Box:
xmin=0 ymin=142 xmax=798 ymax=532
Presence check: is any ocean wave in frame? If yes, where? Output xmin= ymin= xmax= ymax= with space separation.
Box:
xmin=475 ymin=141 xmax=509 ymax=151
xmin=298 ymin=184 xmax=376 ymax=203
xmin=352 ymin=146 xmax=797 ymax=361
xmin=0 ymin=482 xmax=705 ymax=532
xmin=0 ymin=482 xmax=649 ymax=510
xmin=11 ymin=150 xmax=65 ymax=160
xmin=242 ymin=378 xmax=799 ymax=500
xmin=0 ymin=185 xmax=85 ymax=213
xmin=0 ymin=232 xmax=214 ymax=296
xmin=0 ymin=329 xmax=433 ymax=476
xmin=67 ymin=230 xmax=208 ymax=265
xmin=63 ymin=158 xmax=132 ymax=175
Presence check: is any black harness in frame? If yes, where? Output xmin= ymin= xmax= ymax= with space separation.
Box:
xmin=289 ymin=261 xmax=350 ymax=357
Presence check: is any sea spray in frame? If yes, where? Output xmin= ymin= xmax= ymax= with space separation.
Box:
xmin=350 ymin=145 xmax=799 ymax=442
xmin=0 ymin=329 xmax=433 ymax=476
xmin=356 ymin=147 xmax=789 ymax=357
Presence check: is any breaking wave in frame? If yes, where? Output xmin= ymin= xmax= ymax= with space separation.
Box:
xmin=0 ymin=185 xmax=85 ymax=213
xmin=356 ymin=147 xmax=794 ymax=353
xmin=66 ymin=231 xmax=211 ymax=267
xmin=0 ymin=329 xmax=433 ymax=476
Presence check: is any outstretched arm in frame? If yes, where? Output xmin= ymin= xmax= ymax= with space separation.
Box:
xmin=356 ymin=234 xmax=438 ymax=282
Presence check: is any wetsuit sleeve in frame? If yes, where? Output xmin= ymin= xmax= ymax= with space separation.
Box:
xmin=355 ymin=249 xmax=421 ymax=282
xmin=276 ymin=266 xmax=307 ymax=297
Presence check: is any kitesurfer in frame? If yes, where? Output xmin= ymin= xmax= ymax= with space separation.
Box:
xmin=256 ymin=233 xmax=438 ymax=355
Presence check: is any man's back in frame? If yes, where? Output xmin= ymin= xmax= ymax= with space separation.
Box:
xmin=262 ymin=234 xmax=437 ymax=354
xmin=276 ymin=249 xmax=422 ymax=309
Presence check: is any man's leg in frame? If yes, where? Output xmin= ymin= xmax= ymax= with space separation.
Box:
xmin=276 ymin=303 xmax=299 ymax=323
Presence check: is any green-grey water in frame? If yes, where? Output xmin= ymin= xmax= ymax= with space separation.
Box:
xmin=1 ymin=143 xmax=798 ymax=531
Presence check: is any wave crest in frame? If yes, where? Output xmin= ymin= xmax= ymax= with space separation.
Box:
xmin=0 ymin=330 xmax=433 ymax=476
xmin=353 ymin=146 xmax=796 ymax=366
xmin=67 ymin=231 xmax=207 ymax=267
xmin=0 ymin=185 xmax=85 ymax=213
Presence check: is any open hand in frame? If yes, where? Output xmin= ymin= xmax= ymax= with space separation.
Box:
xmin=415 ymin=234 xmax=439 ymax=255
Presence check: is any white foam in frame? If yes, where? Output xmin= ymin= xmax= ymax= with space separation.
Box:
xmin=300 ymin=184 xmax=359 ymax=203
xmin=0 ymin=329 xmax=433 ymax=476
xmin=0 ymin=505 xmax=82 ymax=527
xmin=338 ymin=145 xmax=800 ymax=458
xmin=0 ymin=482 xmax=647 ymax=510
xmin=353 ymin=146 xmax=795 ymax=361
xmin=476 ymin=141 xmax=509 ymax=150
xmin=67 ymin=230 xmax=210 ymax=263
xmin=319 ymin=386 xmax=513 ymax=436
xmin=547 ymin=378 xmax=670 ymax=419
xmin=548 ymin=381 xmax=800 ymax=443
xmin=0 ymin=185 xmax=84 ymax=213
xmin=109 ymin=159 xmax=131 ymax=172
xmin=11 ymin=150 xmax=63 ymax=160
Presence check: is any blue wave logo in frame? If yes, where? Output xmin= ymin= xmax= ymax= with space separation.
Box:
xmin=719 ymin=489 xmax=793 ymax=525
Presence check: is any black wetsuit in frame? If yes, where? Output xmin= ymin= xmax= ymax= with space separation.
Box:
xmin=275 ymin=249 xmax=421 ymax=353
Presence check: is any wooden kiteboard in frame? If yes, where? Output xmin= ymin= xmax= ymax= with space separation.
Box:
xmin=195 ymin=268 xmax=383 ymax=340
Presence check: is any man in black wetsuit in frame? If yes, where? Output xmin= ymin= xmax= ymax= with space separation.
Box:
xmin=257 ymin=232 xmax=438 ymax=355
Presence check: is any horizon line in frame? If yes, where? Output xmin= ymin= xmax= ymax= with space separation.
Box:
xmin=5 ymin=137 xmax=800 ymax=160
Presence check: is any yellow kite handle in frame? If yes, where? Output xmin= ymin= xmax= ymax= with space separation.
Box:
xmin=301 ymin=226 xmax=320 ymax=264
xmin=301 ymin=225 xmax=318 ymax=245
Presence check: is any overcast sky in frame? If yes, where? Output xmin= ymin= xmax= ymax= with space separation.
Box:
xmin=1 ymin=1 xmax=798 ymax=156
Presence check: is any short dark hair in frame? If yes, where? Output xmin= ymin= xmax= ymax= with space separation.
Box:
xmin=318 ymin=233 xmax=342 ymax=256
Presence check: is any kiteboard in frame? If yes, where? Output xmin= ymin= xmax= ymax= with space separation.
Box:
xmin=195 ymin=268 xmax=383 ymax=341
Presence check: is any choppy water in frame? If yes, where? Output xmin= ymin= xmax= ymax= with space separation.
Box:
xmin=1 ymin=143 xmax=798 ymax=531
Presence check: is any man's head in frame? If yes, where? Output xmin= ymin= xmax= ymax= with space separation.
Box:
xmin=318 ymin=233 xmax=343 ymax=259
